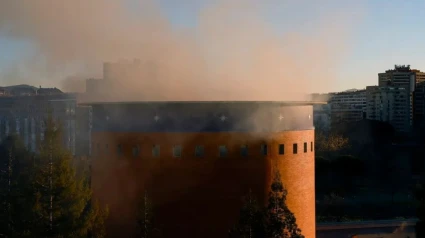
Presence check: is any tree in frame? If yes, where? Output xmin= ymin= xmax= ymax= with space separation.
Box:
xmin=87 ymin=199 xmax=109 ymax=238
xmin=315 ymin=132 xmax=349 ymax=154
xmin=322 ymin=192 xmax=345 ymax=222
xmin=0 ymin=135 xmax=34 ymax=237
xmin=332 ymin=155 xmax=365 ymax=195
xmin=315 ymin=156 xmax=332 ymax=193
xmin=137 ymin=190 xmax=156 ymax=238
xmin=265 ymin=170 xmax=304 ymax=238
xmin=31 ymin=116 xmax=107 ymax=237
xmin=229 ymin=189 xmax=265 ymax=238
xmin=414 ymin=183 xmax=425 ymax=237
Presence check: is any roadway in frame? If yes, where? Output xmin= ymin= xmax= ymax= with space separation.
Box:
xmin=317 ymin=219 xmax=418 ymax=238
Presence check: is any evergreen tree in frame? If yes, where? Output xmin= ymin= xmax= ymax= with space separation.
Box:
xmin=265 ymin=170 xmax=304 ymax=238
xmin=137 ymin=190 xmax=155 ymax=238
xmin=229 ymin=189 xmax=265 ymax=238
xmin=31 ymin=116 xmax=107 ymax=237
xmin=87 ymin=199 xmax=109 ymax=238
xmin=0 ymin=135 xmax=34 ymax=237
xmin=414 ymin=183 xmax=425 ymax=237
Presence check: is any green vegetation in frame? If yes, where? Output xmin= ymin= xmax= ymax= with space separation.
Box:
xmin=0 ymin=116 xmax=108 ymax=238
xmin=230 ymin=171 xmax=304 ymax=238
xmin=414 ymin=183 xmax=425 ymax=237
xmin=137 ymin=190 xmax=159 ymax=238
xmin=229 ymin=190 xmax=265 ymax=238
xmin=315 ymin=120 xmax=420 ymax=222
xmin=0 ymin=135 xmax=34 ymax=237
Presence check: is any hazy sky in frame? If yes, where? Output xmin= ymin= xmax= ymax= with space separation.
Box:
xmin=1 ymin=0 xmax=425 ymax=93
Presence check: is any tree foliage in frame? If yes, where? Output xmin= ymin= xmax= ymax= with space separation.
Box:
xmin=415 ymin=183 xmax=425 ymax=221
xmin=414 ymin=183 xmax=425 ymax=237
xmin=137 ymin=190 xmax=157 ymax=238
xmin=315 ymin=132 xmax=350 ymax=155
xmin=0 ymin=135 xmax=35 ymax=237
xmin=87 ymin=199 xmax=109 ymax=238
xmin=229 ymin=190 xmax=265 ymax=238
xmin=31 ymin=117 xmax=89 ymax=236
xmin=0 ymin=116 xmax=108 ymax=237
xmin=32 ymin=116 xmax=109 ymax=237
xmin=266 ymin=171 xmax=304 ymax=238
xmin=322 ymin=192 xmax=345 ymax=222
xmin=231 ymin=171 xmax=304 ymax=238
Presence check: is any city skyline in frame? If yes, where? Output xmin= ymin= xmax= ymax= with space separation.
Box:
xmin=1 ymin=0 xmax=425 ymax=94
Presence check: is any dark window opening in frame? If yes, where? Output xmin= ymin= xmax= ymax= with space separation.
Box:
xmin=195 ymin=146 xmax=204 ymax=157
xmin=219 ymin=145 xmax=227 ymax=158
xmin=279 ymin=144 xmax=285 ymax=155
xmin=152 ymin=145 xmax=160 ymax=157
xmin=132 ymin=145 xmax=140 ymax=157
xmin=261 ymin=144 xmax=268 ymax=156
xmin=304 ymin=142 xmax=307 ymax=153
xmin=173 ymin=145 xmax=182 ymax=158
xmin=293 ymin=143 xmax=298 ymax=154
xmin=241 ymin=145 xmax=248 ymax=157
xmin=117 ymin=144 xmax=122 ymax=156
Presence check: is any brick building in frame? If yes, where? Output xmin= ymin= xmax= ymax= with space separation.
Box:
xmin=85 ymin=101 xmax=320 ymax=238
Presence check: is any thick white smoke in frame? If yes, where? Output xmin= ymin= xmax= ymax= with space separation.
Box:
xmin=0 ymin=0 xmax=365 ymax=101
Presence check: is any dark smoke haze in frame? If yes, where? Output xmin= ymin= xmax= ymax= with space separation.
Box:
xmin=0 ymin=0 xmax=365 ymax=101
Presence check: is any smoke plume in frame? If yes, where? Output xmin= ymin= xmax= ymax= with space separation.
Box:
xmin=0 ymin=0 xmax=364 ymax=101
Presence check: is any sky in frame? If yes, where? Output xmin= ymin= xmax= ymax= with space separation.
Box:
xmin=1 ymin=0 xmax=425 ymax=93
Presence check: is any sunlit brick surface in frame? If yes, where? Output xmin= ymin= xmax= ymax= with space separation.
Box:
xmin=91 ymin=130 xmax=315 ymax=238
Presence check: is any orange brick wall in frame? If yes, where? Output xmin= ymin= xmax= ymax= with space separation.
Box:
xmin=91 ymin=130 xmax=315 ymax=238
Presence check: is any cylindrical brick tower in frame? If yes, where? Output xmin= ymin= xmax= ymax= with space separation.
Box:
xmin=86 ymin=101 xmax=318 ymax=238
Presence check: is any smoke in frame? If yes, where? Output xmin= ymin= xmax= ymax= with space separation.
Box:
xmin=0 ymin=0 xmax=365 ymax=101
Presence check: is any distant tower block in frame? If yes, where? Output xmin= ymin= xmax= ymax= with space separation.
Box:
xmin=85 ymin=101 xmax=321 ymax=238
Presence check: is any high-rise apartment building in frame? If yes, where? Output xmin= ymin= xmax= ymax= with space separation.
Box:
xmin=378 ymin=65 xmax=425 ymax=128
xmin=85 ymin=59 xmax=156 ymax=100
xmin=379 ymin=65 xmax=425 ymax=89
xmin=414 ymin=81 xmax=425 ymax=128
xmin=329 ymin=90 xmax=367 ymax=126
xmin=366 ymin=86 xmax=411 ymax=133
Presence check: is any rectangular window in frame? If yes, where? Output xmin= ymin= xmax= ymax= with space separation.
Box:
xmin=241 ymin=145 xmax=248 ymax=157
xmin=219 ymin=145 xmax=227 ymax=158
xmin=195 ymin=145 xmax=204 ymax=157
xmin=152 ymin=145 xmax=160 ymax=157
xmin=304 ymin=142 xmax=307 ymax=153
xmin=105 ymin=144 xmax=109 ymax=152
xmin=173 ymin=145 xmax=182 ymax=158
xmin=311 ymin=142 xmax=314 ymax=152
xmin=132 ymin=145 xmax=140 ymax=157
xmin=293 ymin=143 xmax=298 ymax=154
xmin=117 ymin=144 xmax=122 ymax=156
xmin=279 ymin=144 xmax=285 ymax=155
xmin=261 ymin=144 xmax=268 ymax=156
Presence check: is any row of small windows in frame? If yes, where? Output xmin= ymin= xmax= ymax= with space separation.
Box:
xmin=96 ymin=142 xmax=314 ymax=158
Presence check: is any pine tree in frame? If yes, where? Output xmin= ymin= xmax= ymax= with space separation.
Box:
xmin=265 ymin=170 xmax=304 ymax=238
xmin=31 ymin=116 xmax=107 ymax=237
xmin=137 ymin=190 xmax=155 ymax=238
xmin=0 ymin=135 xmax=34 ymax=237
xmin=87 ymin=199 xmax=109 ymax=238
xmin=229 ymin=189 xmax=265 ymax=238
xmin=414 ymin=183 xmax=425 ymax=237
